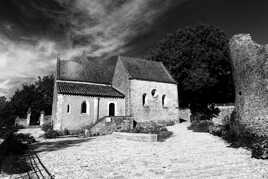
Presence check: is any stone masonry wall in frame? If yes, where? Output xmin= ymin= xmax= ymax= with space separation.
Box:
xmin=112 ymin=58 xmax=131 ymax=116
xmin=130 ymin=79 xmax=179 ymax=122
xmin=230 ymin=34 xmax=268 ymax=136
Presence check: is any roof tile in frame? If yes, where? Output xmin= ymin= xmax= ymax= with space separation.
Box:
xmin=57 ymin=82 xmax=124 ymax=98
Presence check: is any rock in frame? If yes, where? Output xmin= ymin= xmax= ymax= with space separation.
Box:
xmin=229 ymin=34 xmax=268 ymax=137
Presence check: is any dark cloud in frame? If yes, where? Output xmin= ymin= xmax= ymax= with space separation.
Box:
xmin=1 ymin=0 xmax=268 ymax=97
xmin=124 ymin=0 xmax=268 ymax=56
xmin=0 ymin=0 xmax=186 ymax=97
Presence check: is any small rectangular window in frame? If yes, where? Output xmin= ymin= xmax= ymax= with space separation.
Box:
xmin=67 ymin=104 xmax=70 ymax=113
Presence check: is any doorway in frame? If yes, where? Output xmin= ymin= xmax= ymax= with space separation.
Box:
xmin=109 ymin=103 xmax=115 ymax=116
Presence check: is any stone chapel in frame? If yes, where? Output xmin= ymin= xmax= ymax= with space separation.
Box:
xmin=52 ymin=55 xmax=179 ymax=130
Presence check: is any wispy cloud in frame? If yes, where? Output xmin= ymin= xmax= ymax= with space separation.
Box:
xmin=0 ymin=0 xmax=185 ymax=97
xmin=0 ymin=35 xmax=58 ymax=96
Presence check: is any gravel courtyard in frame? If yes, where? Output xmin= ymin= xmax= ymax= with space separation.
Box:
xmin=36 ymin=122 xmax=268 ymax=179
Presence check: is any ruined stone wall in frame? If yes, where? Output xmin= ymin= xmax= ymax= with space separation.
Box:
xmin=230 ymin=34 xmax=268 ymax=136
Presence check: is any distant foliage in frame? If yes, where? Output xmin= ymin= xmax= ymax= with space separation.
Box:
xmin=148 ymin=24 xmax=234 ymax=112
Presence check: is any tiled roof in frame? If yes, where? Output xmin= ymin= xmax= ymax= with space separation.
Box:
xmin=57 ymin=55 xmax=176 ymax=85
xmin=57 ymin=82 xmax=124 ymax=98
xmin=57 ymin=56 xmax=117 ymax=84
xmin=119 ymin=56 xmax=176 ymax=84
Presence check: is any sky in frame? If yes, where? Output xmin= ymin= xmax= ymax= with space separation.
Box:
xmin=0 ymin=0 xmax=268 ymax=97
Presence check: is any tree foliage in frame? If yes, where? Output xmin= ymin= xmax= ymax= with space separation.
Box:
xmin=0 ymin=75 xmax=54 ymax=126
xmin=148 ymin=24 xmax=234 ymax=111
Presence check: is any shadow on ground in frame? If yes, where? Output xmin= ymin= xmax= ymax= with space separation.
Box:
xmin=0 ymin=134 xmax=31 ymax=175
xmin=32 ymin=137 xmax=95 ymax=153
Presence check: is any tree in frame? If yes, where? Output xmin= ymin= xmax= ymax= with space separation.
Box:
xmin=0 ymin=74 xmax=54 ymax=126
xmin=148 ymin=24 xmax=234 ymax=115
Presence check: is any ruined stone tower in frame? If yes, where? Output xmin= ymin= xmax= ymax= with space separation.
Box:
xmin=229 ymin=34 xmax=268 ymax=137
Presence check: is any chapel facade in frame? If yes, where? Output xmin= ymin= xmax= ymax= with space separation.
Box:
xmin=52 ymin=56 xmax=179 ymax=130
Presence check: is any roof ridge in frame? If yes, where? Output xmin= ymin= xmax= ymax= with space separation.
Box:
xmin=159 ymin=62 xmax=177 ymax=83
xmin=119 ymin=56 xmax=160 ymax=64
xmin=118 ymin=56 xmax=132 ymax=79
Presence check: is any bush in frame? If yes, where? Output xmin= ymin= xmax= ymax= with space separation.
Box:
xmin=44 ymin=129 xmax=59 ymax=139
xmin=15 ymin=133 xmax=36 ymax=144
xmin=131 ymin=121 xmax=167 ymax=134
xmin=190 ymin=103 xmax=220 ymax=121
xmin=63 ymin=128 xmax=69 ymax=135
xmin=119 ymin=121 xmax=173 ymax=142
xmin=158 ymin=131 xmax=173 ymax=142
xmin=41 ymin=123 xmax=52 ymax=132
xmin=156 ymin=120 xmax=175 ymax=126
xmin=208 ymin=111 xmax=268 ymax=159
xmin=252 ymin=139 xmax=268 ymax=159
xmin=209 ymin=124 xmax=224 ymax=136
xmin=188 ymin=120 xmax=213 ymax=132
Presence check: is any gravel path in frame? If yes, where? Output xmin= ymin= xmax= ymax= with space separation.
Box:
xmin=36 ymin=122 xmax=268 ymax=179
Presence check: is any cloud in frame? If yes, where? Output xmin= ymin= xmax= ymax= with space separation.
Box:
xmin=0 ymin=35 xmax=58 ymax=97
xmin=0 ymin=0 xmax=186 ymax=97
xmin=69 ymin=0 xmax=180 ymax=57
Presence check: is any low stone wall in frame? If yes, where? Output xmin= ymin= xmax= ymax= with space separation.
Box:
xmin=88 ymin=116 xmax=134 ymax=135
xmin=212 ymin=105 xmax=235 ymax=125
xmin=112 ymin=132 xmax=157 ymax=142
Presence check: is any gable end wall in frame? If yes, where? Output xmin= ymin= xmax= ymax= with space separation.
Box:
xmin=130 ymin=79 xmax=179 ymax=122
xmin=112 ymin=58 xmax=131 ymax=116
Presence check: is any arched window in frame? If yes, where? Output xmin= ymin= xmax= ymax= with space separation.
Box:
xmin=81 ymin=101 xmax=87 ymax=114
xmin=142 ymin=93 xmax=148 ymax=106
xmin=162 ymin=95 xmax=166 ymax=107
xmin=67 ymin=104 xmax=70 ymax=113
xmin=109 ymin=103 xmax=115 ymax=116
xmin=151 ymin=89 xmax=156 ymax=97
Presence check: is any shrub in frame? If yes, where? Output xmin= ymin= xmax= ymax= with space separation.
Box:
xmin=209 ymin=124 xmax=224 ymax=136
xmin=158 ymin=131 xmax=173 ymax=142
xmin=127 ymin=121 xmax=173 ymax=142
xmin=252 ymin=139 xmax=268 ymax=159
xmin=41 ymin=123 xmax=52 ymax=132
xmin=208 ymin=111 xmax=268 ymax=159
xmin=63 ymin=128 xmax=69 ymax=135
xmin=190 ymin=103 xmax=220 ymax=121
xmin=44 ymin=129 xmax=59 ymax=139
xmin=15 ymin=133 xmax=36 ymax=144
xmin=156 ymin=120 xmax=175 ymax=126
xmin=188 ymin=120 xmax=213 ymax=132
xmin=132 ymin=121 xmax=166 ymax=134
